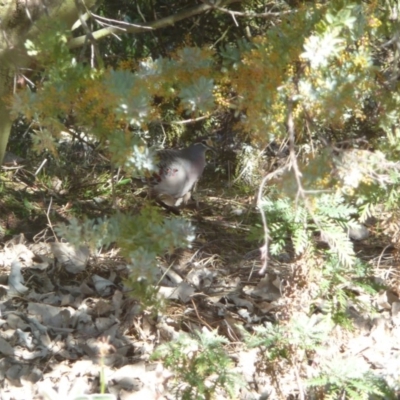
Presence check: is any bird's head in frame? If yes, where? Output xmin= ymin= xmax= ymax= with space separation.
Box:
xmin=191 ymin=138 xmax=216 ymax=154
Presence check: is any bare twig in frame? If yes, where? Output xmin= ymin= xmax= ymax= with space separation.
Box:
xmin=287 ymin=101 xmax=305 ymax=205
xmin=257 ymin=173 xmax=271 ymax=275
xmin=111 ymin=166 xmax=120 ymax=209
xmin=157 ymin=260 xmax=176 ymax=286
xmin=74 ymin=0 xmax=103 ymax=68
xmin=34 ymin=158 xmax=48 ymax=176
xmin=137 ymin=3 xmax=147 ymax=23
xmin=45 ymin=197 xmax=59 ymax=241
xmin=160 ymin=123 xmax=167 ymax=147
xmin=376 ymin=244 xmax=392 ymax=272
xmin=191 ymin=298 xmax=215 ymax=331
xmin=90 ymin=12 xmax=153 ymax=30
xmin=164 ymin=115 xmax=209 ymax=125
xmin=230 ymin=10 xmax=239 ymax=26
xmin=249 ymin=157 xmax=288 ymax=275
xmin=231 ymin=146 xmax=266 ymax=186
xmin=257 ymin=99 xmax=323 ymax=275
xmin=202 ymin=0 xmax=295 ymax=19
xmin=293 ymin=361 xmax=305 ymax=400
xmin=69 ymin=0 xmax=243 ymax=49
xmin=210 ymin=26 xmax=231 ymax=49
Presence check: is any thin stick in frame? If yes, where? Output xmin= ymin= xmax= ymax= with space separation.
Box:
xmin=191 ymin=298 xmax=214 ymax=331
xmin=34 ymin=159 xmax=47 ymax=176
xmin=45 ymin=197 xmax=58 ymax=241
xmin=257 ymin=173 xmax=270 ymax=275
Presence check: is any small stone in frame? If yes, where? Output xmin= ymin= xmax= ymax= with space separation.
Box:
xmin=348 ymin=224 xmax=369 ymax=241
xmin=392 ymin=301 xmax=400 ymax=317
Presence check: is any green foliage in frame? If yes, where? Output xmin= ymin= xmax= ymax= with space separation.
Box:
xmin=125 ymin=281 xmax=164 ymax=311
xmin=108 ymin=131 xmax=157 ymax=174
xmin=220 ymin=39 xmax=253 ymax=69
xmin=250 ymin=195 xmax=308 ymax=256
xmin=355 ymin=179 xmax=400 ymax=222
xmin=4 ymin=1 xmax=400 ymax=397
xmin=180 ymin=77 xmax=215 ymax=113
xmin=152 ymin=330 xmax=244 ymax=399
xmin=316 ymin=255 xmax=376 ymax=328
xmin=234 ymin=144 xmax=264 ymax=185
xmin=297 ymin=2 xmax=378 ymax=129
xmin=241 ymin=314 xmax=395 ymax=399
xmin=25 ymin=22 xmax=72 ymax=71
xmin=13 ymin=1 xmax=400 ymax=178
xmin=308 ymin=355 xmax=385 ymax=399
xmin=253 ymin=192 xmax=356 ymax=265
xmin=104 ymin=70 xmax=151 ymax=126
xmin=9 ymin=0 xmax=400 ymax=151
xmin=55 ymin=208 xmax=195 ymax=281
xmin=241 ymin=314 xmax=332 ymax=362
xmin=318 ymin=217 xmax=356 ymax=267
xmin=253 ymin=187 xmax=383 ymax=328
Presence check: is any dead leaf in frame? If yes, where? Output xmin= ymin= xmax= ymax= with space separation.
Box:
xmin=51 ymin=242 xmax=90 ymax=274
xmin=8 ymin=260 xmax=29 ymax=295
xmin=92 ymin=274 xmax=115 ymax=296
xmin=0 ymin=337 xmax=14 ymax=356
xmin=27 ymin=302 xmax=61 ymax=324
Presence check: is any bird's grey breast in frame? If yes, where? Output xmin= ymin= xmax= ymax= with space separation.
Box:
xmin=154 ymin=151 xmax=189 ymax=198
xmin=151 ymin=143 xmax=208 ymax=202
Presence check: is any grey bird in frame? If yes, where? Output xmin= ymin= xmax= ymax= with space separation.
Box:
xmin=149 ymin=140 xmax=214 ymax=208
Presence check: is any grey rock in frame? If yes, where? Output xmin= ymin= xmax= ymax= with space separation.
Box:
xmin=348 ymin=223 xmax=369 ymax=241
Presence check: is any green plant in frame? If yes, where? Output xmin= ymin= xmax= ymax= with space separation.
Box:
xmin=316 ymin=255 xmax=377 ymax=328
xmin=241 ymin=314 xmax=332 ymax=360
xmin=55 ymin=208 xmax=195 ymax=282
xmin=240 ymin=315 xmax=333 ymax=397
xmin=308 ymin=355 xmax=386 ymax=399
xmin=253 ymin=191 xmax=357 ymax=264
xmin=152 ymin=330 xmax=244 ymax=399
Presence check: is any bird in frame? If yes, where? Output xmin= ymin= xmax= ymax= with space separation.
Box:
xmin=149 ymin=139 xmax=214 ymax=208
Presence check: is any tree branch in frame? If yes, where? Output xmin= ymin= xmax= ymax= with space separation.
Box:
xmin=204 ymin=1 xmax=295 ymax=18
xmin=68 ymin=0 xmax=243 ymax=49
xmin=74 ymin=0 xmax=103 ymax=67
